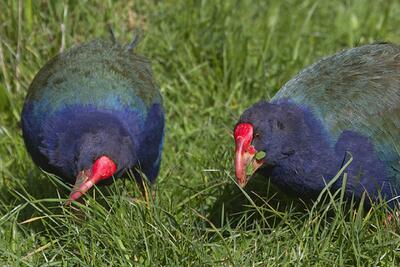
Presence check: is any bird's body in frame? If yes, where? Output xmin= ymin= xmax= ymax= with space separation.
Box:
xmin=22 ymin=38 xmax=164 ymax=202
xmin=234 ymin=43 xmax=400 ymax=206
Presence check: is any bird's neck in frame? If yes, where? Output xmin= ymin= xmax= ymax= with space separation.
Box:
xmin=271 ymin=145 xmax=341 ymax=199
xmin=268 ymin=101 xmax=341 ymax=198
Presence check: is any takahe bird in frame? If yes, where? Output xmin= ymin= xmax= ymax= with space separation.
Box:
xmin=234 ymin=43 xmax=400 ymax=207
xmin=21 ymin=35 xmax=164 ymax=204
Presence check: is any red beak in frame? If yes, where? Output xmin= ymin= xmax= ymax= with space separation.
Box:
xmin=65 ymin=155 xmax=117 ymax=204
xmin=234 ymin=123 xmax=263 ymax=188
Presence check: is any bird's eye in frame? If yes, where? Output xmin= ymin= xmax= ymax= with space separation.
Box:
xmin=254 ymin=132 xmax=260 ymax=138
xmin=276 ymin=121 xmax=285 ymax=130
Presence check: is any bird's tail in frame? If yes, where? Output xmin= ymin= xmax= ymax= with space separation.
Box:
xmin=107 ymin=24 xmax=142 ymax=51
xmin=125 ymin=30 xmax=141 ymax=51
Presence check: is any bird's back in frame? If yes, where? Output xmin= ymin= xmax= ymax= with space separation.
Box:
xmin=26 ymin=39 xmax=161 ymax=116
xmin=272 ymin=43 xmax=400 ymax=180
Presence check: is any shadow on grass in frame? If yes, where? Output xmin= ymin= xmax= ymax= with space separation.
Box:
xmin=0 ymin=171 xmax=68 ymax=231
xmin=0 ymin=168 xmax=144 ymax=233
xmin=207 ymin=173 xmax=305 ymax=230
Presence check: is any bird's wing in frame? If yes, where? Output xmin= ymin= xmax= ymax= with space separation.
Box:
xmin=272 ymin=44 xmax=400 ymax=180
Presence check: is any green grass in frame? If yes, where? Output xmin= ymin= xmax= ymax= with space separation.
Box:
xmin=1 ymin=0 xmax=400 ymax=265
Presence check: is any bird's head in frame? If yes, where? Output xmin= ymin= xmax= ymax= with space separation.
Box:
xmin=52 ymin=111 xmax=137 ymax=205
xmin=234 ymin=100 xmax=306 ymax=187
xmin=65 ymin=129 xmax=136 ymax=204
xmin=66 ymin=155 xmax=117 ymax=204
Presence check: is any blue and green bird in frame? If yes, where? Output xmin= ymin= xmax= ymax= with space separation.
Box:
xmin=21 ymin=36 xmax=164 ymax=203
xmin=234 ymin=43 xmax=400 ymax=207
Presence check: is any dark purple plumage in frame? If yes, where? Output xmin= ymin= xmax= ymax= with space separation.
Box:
xmin=234 ymin=43 xmax=400 ymax=207
xmin=21 ymin=37 xmax=164 ymax=203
